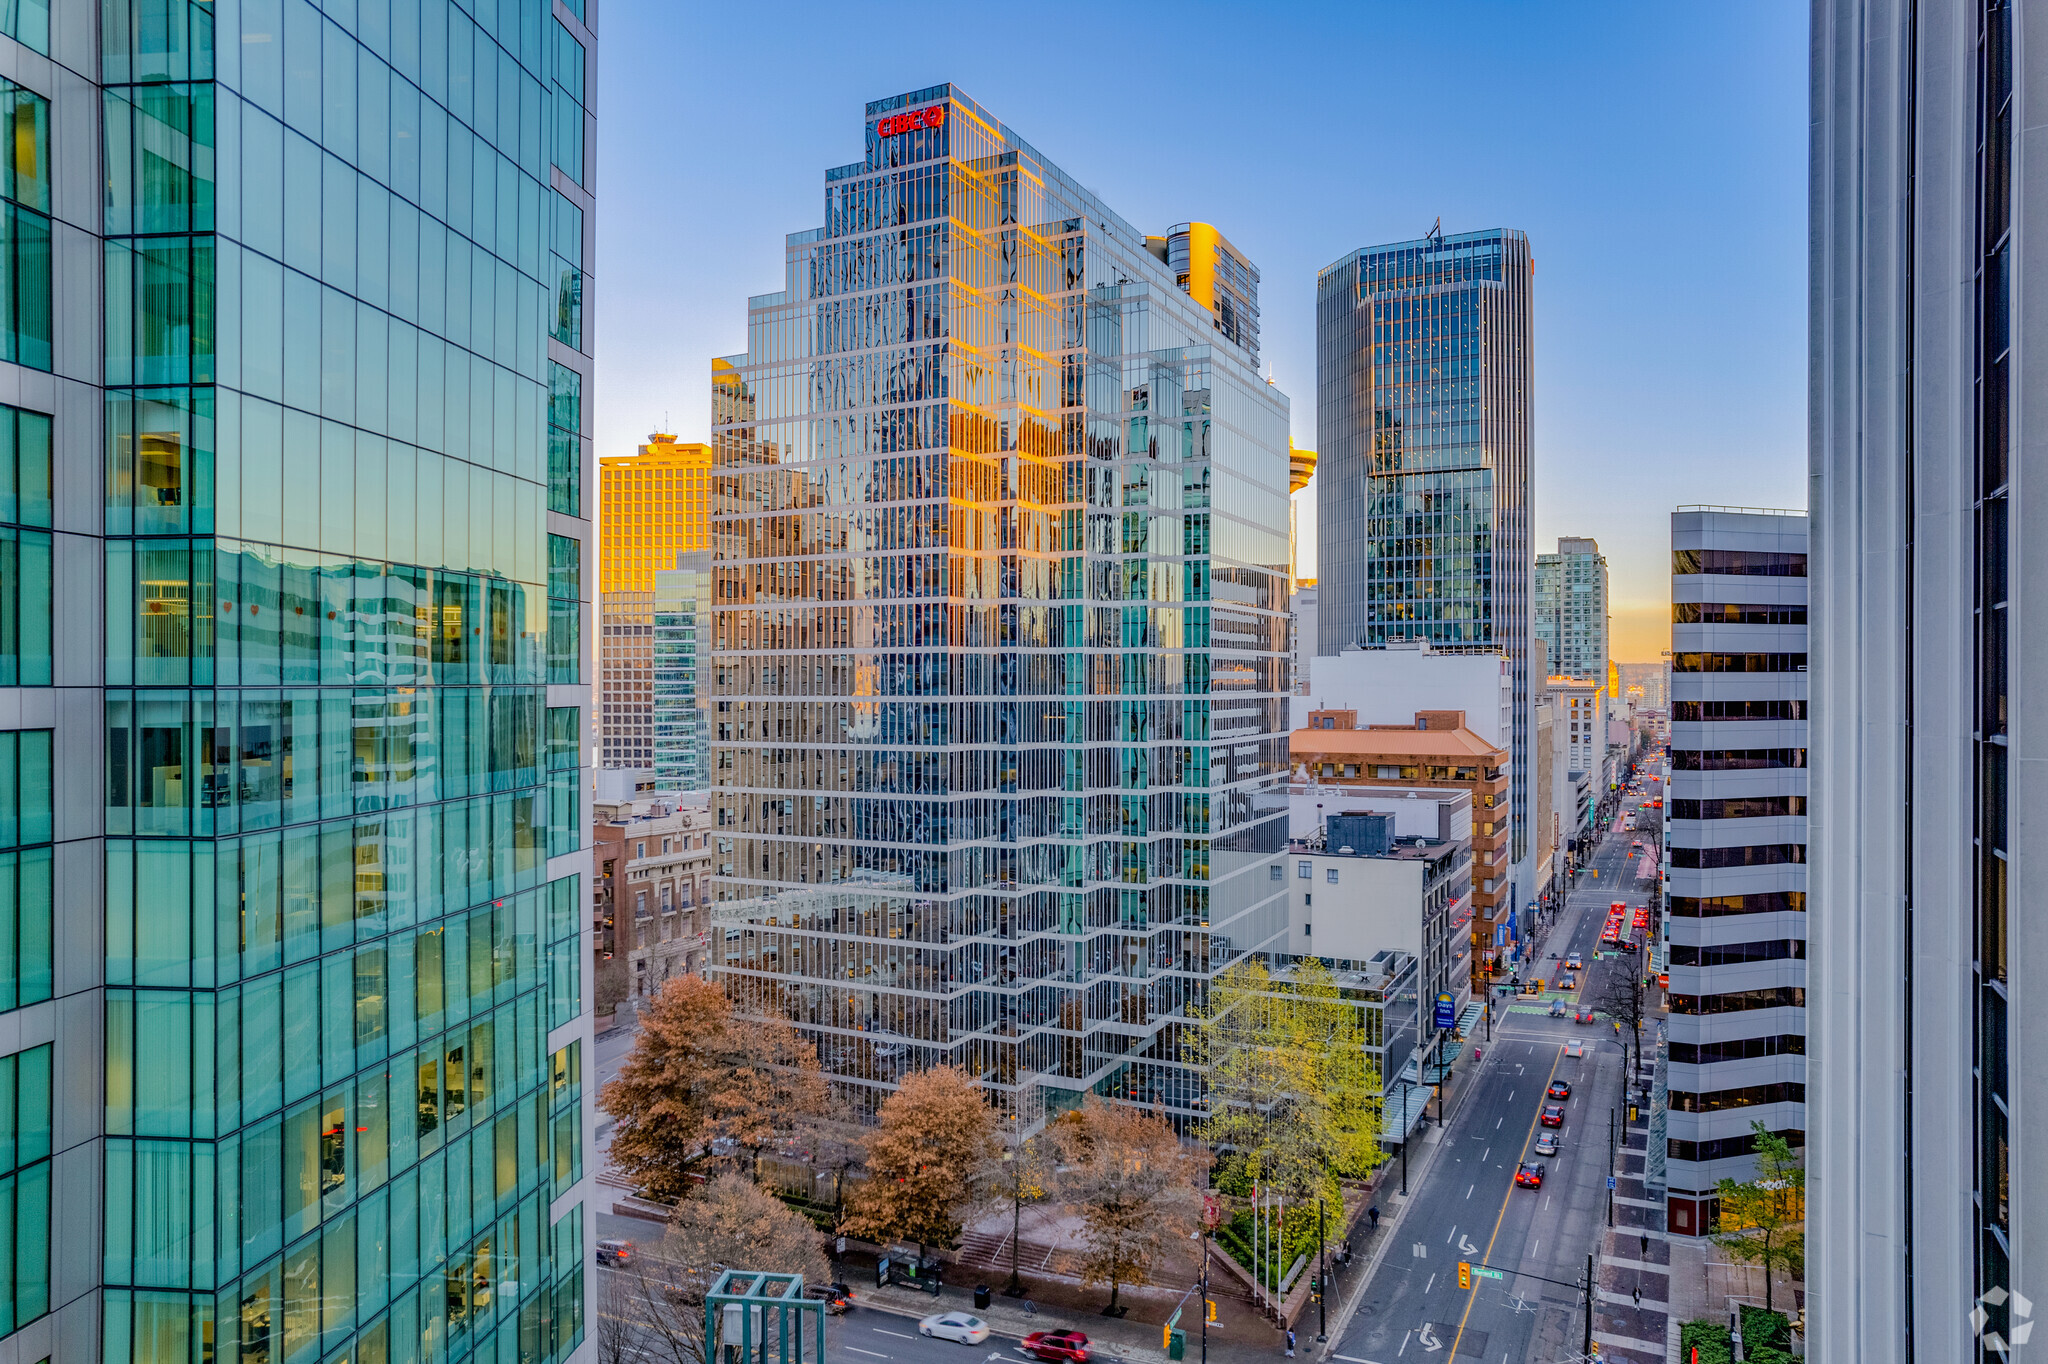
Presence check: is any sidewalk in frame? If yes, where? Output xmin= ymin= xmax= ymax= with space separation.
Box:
xmin=1590 ymin=1052 xmax=1672 ymax=1364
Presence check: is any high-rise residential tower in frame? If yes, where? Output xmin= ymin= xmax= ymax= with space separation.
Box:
xmin=1316 ymin=227 xmax=1535 ymax=899
xmin=1659 ymin=508 xmax=1807 ymax=1237
xmin=0 ymin=0 xmax=602 ymax=1359
xmin=1534 ymin=536 xmax=1610 ymax=686
xmin=708 ymin=85 xmax=1292 ymax=1125
xmin=1811 ymin=1 xmax=2037 ymax=1357
xmin=598 ymin=435 xmax=711 ymax=769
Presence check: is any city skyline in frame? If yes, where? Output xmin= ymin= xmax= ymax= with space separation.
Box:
xmin=593 ymin=1 xmax=1805 ymax=666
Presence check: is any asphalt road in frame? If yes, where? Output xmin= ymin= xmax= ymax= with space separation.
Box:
xmin=1328 ymin=806 xmax=1656 ymax=1364
xmin=596 ymin=1264 xmax=1101 ymax=1364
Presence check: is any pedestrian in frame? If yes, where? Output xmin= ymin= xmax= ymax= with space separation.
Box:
xmin=1286 ymin=1328 xmax=1296 ymax=1358
xmin=1368 ymin=1204 xmax=1381 ymax=1232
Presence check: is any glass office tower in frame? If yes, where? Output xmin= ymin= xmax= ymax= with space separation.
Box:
xmin=709 ymin=84 xmax=1292 ymax=1127
xmin=1316 ymin=227 xmax=1534 ymax=886
xmin=0 ymin=0 xmax=598 ymax=1359
xmin=652 ymin=552 xmax=711 ymax=793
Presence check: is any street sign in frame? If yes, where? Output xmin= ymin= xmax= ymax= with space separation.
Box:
xmin=1608 ymin=1176 xmax=1617 ymax=1190
xmin=1435 ymin=993 xmax=1456 ymax=1028
xmin=1473 ymin=1268 xmax=1504 ymax=1280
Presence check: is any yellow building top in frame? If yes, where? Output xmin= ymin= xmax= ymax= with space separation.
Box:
xmin=599 ymin=433 xmax=713 ymax=593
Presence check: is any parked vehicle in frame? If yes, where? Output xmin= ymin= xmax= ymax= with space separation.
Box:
xmin=595 ymin=1239 xmax=635 ymax=1268
xmin=1022 ymin=1331 xmax=1092 ymax=1363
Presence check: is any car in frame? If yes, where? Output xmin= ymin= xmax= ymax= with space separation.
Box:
xmin=1566 ymin=1040 xmax=1585 ymax=1058
xmin=594 ymin=1239 xmax=635 ymax=1268
xmin=1534 ymin=1132 xmax=1561 ymax=1156
xmin=1022 ymin=1331 xmax=1092 ymax=1363
xmin=1560 ymin=974 xmax=1578 ymax=990
xmin=1565 ymin=954 xmax=1583 ymax=970
xmin=1549 ymin=1000 xmax=1567 ymax=1018
xmin=1576 ymin=1009 xmax=1597 ymax=1024
xmin=921 ymin=1314 xmax=990 ymax=1346
xmin=1631 ymin=839 xmax=1643 ymax=848
xmin=804 ymin=1282 xmax=853 ymax=1314
xmin=1515 ymin=1162 xmax=1546 ymax=1188
xmin=1548 ymin=1080 xmax=1572 ymax=1100
xmin=1540 ymin=1104 xmax=1566 ymax=1127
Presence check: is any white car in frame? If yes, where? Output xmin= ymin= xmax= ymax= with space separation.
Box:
xmin=920 ymin=1314 xmax=990 ymax=1345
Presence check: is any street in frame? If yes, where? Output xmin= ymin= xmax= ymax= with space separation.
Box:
xmin=1328 ymin=790 xmax=1657 ymax=1364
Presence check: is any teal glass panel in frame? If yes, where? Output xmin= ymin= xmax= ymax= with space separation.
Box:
xmin=0 ymin=0 xmax=48 ymax=54
xmin=0 ymin=203 xmax=49 ymax=372
xmin=102 ymin=84 xmax=215 ymax=237
xmin=105 ymin=389 xmax=214 ymax=536
xmin=545 ymin=363 xmax=580 ymax=516
xmin=100 ymin=0 xmax=215 ymax=83
xmin=0 ymin=84 xmax=47 ymax=214
xmin=0 ymin=731 xmax=50 ymax=1014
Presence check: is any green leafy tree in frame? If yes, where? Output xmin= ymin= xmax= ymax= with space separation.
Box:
xmin=1711 ymin=1122 xmax=1806 ymax=1311
xmin=1194 ymin=958 xmax=1382 ymax=1204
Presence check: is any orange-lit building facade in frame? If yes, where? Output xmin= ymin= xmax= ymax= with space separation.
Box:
xmin=707 ymin=84 xmax=1294 ymax=1126
xmin=1291 ymin=708 xmax=1510 ymax=987
xmin=599 ymin=435 xmax=713 ymax=767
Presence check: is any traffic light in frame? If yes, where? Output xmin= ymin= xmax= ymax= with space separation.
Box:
xmin=1458 ymin=1261 xmax=1472 ymax=1290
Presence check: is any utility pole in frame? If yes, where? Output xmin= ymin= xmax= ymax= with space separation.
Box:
xmin=1396 ymin=1077 xmax=1412 ymax=1194
xmin=1607 ymin=1107 xmax=1616 ymax=1227
xmin=1583 ymin=1254 xmax=1595 ymax=1358
xmin=1199 ymin=1226 xmax=1209 ymax=1364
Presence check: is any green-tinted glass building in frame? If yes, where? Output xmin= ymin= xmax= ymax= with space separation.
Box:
xmin=0 ymin=0 xmax=597 ymax=1358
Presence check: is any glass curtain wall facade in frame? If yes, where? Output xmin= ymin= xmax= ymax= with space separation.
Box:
xmin=709 ymin=84 xmax=1292 ymax=1127
xmin=0 ymin=0 xmax=599 ymax=1358
xmin=1316 ymin=227 xmax=1534 ymax=911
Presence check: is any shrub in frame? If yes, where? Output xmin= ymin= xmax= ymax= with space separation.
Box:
xmin=1680 ymin=1319 xmax=1734 ymax=1364
xmin=1745 ymin=1347 xmax=1798 ymax=1364
xmin=1740 ymin=1304 xmax=1791 ymax=1352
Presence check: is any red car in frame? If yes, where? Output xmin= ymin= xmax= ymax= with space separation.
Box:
xmin=1547 ymin=1080 xmax=1572 ymax=1100
xmin=1515 ymin=1162 xmax=1546 ymax=1188
xmin=1022 ymin=1332 xmax=1091 ymax=1364
xmin=1540 ymin=1105 xmax=1566 ymax=1127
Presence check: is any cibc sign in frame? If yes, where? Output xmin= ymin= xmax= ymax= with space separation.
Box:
xmin=876 ymin=104 xmax=946 ymax=138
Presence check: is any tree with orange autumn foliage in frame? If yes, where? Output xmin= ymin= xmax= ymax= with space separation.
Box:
xmin=598 ymin=976 xmax=830 ymax=1203
xmin=840 ymin=1066 xmax=999 ymax=1257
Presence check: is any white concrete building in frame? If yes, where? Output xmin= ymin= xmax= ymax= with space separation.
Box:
xmin=1661 ymin=508 xmax=1808 ymax=1236
xmin=1810 ymin=1 xmax=2040 ymax=1353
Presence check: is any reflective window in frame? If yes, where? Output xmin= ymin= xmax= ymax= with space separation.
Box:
xmin=0 ymin=730 xmax=50 ymax=1014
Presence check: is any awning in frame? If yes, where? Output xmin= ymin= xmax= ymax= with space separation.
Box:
xmin=1458 ymin=1003 xmax=1485 ymax=1036
xmin=1381 ymin=1083 xmax=1432 ymax=1142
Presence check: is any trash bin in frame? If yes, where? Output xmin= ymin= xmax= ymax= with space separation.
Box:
xmin=974 ymin=1286 xmax=991 ymax=1310
xmin=1167 ymin=1329 xmax=1185 ymax=1360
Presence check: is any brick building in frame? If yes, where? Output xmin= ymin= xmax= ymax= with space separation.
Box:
xmin=1290 ymin=709 xmax=1512 ymax=985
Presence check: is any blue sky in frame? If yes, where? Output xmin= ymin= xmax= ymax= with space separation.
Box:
xmin=594 ymin=1 xmax=1807 ymax=663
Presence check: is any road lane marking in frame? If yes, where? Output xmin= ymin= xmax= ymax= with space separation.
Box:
xmin=846 ymin=1350 xmax=891 ymax=1359
xmin=1465 ymin=1184 xmax=1473 ymax=1199
xmin=1445 ymin=1226 xmax=1456 ymax=1243
xmin=1449 ymin=1044 xmax=1567 ymax=1362
xmin=1424 ymin=1273 xmax=1435 ymax=1294
xmin=874 ymin=1331 xmax=917 ymax=1340
xmin=1331 ymin=1356 xmax=1382 ymax=1364
xmin=1494 ymin=1118 xmax=1501 ymax=1129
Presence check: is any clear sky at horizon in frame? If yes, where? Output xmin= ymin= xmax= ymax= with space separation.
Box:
xmin=594 ymin=1 xmax=1807 ymax=665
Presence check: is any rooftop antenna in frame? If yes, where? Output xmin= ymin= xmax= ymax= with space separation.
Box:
xmin=1427 ymin=216 xmax=1444 ymax=249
